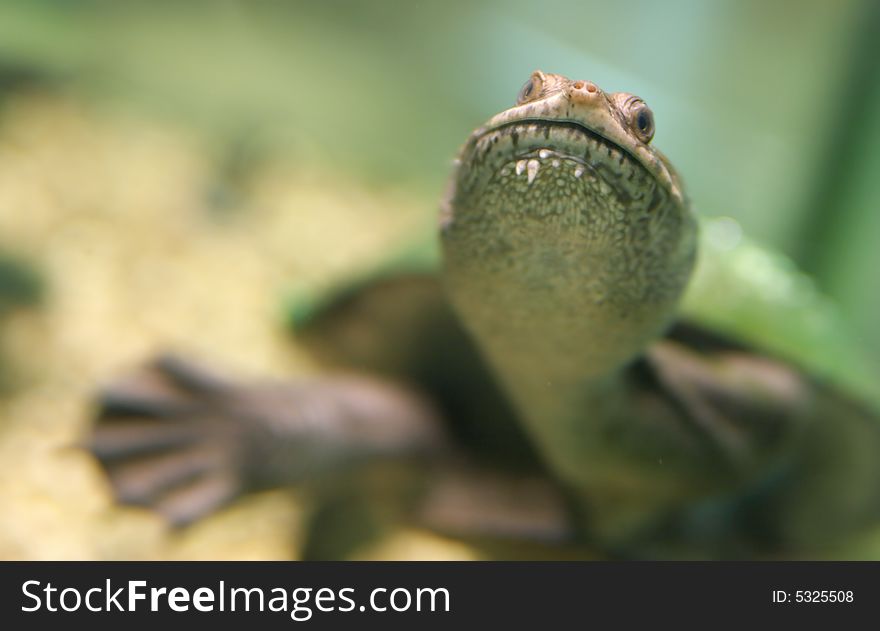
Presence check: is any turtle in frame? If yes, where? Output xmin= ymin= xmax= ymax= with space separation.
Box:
xmin=85 ymin=71 xmax=880 ymax=560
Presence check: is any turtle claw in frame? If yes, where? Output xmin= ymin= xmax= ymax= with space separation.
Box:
xmin=87 ymin=356 xmax=245 ymax=525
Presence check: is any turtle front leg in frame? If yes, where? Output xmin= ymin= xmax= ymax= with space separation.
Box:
xmin=86 ymin=354 xmax=448 ymax=527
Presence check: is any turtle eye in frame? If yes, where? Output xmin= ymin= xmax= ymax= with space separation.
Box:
xmin=517 ymin=72 xmax=544 ymax=105
xmin=629 ymin=102 xmax=655 ymax=144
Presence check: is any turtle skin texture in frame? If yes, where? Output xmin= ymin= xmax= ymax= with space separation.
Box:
xmin=87 ymin=273 xmax=880 ymax=559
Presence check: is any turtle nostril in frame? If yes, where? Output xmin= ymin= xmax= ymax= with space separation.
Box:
xmin=571 ymin=81 xmax=599 ymax=98
xmin=569 ymin=80 xmax=600 ymax=104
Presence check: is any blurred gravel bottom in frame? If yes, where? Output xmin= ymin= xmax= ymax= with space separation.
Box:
xmin=0 ymin=91 xmax=478 ymax=560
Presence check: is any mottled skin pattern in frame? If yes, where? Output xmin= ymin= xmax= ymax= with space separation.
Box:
xmin=442 ymin=72 xmax=700 ymax=537
xmin=84 ymin=72 xmax=880 ymax=558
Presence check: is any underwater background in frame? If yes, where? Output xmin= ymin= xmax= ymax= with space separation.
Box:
xmin=0 ymin=0 xmax=878 ymax=559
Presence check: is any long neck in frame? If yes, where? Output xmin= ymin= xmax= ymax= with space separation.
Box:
xmin=443 ymin=223 xmax=688 ymax=490
xmin=441 ymin=124 xmax=697 ymax=503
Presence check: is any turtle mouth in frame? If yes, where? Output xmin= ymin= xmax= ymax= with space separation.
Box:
xmin=469 ymin=118 xmax=649 ymax=176
xmin=464 ymin=118 xmax=657 ymax=198
xmin=476 ymin=118 xmax=635 ymax=164
xmin=482 ymin=117 xmax=620 ymax=144
xmin=466 ymin=117 xmax=678 ymax=204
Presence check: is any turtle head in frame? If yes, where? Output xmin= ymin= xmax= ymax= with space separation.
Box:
xmin=459 ymin=70 xmax=687 ymax=205
xmin=440 ymin=72 xmax=697 ymax=383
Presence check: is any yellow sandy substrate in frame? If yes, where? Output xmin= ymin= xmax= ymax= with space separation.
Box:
xmin=0 ymin=91 xmax=477 ymax=560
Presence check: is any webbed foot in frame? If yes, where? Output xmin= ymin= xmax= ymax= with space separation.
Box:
xmin=86 ymin=354 xmax=449 ymax=528
xmin=87 ymin=355 xmax=249 ymax=526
